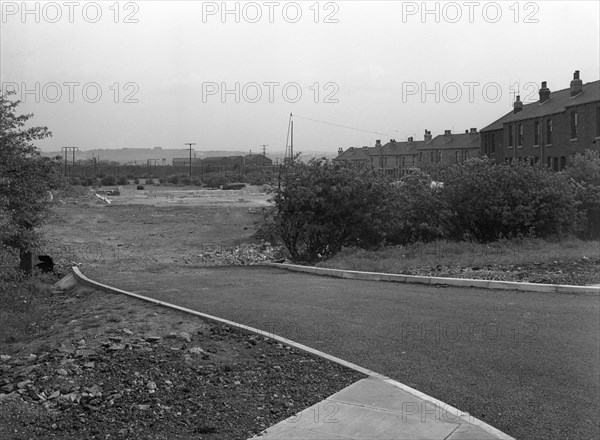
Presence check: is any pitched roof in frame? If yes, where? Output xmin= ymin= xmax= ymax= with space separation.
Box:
xmin=481 ymin=80 xmax=600 ymax=132
xmin=369 ymin=140 xmax=423 ymax=156
xmin=418 ymin=132 xmax=480 ymax=150
xmin=334 ymin=146 xmax=374 ymax=161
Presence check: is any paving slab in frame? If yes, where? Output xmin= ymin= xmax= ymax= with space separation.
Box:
xmin=250 ymin=378 xmax=506 ymax=440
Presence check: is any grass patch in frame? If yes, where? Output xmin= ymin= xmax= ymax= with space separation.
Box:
xmin=318 ymin=237 xmax=600 ymax=274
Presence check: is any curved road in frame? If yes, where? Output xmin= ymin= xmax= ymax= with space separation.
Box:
xmin=87 ymin=265 xmax=599 ymax=440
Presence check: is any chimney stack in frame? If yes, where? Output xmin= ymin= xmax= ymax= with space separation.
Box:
xmin=570 ymin=70 xmax=583 ymax=96
xmin=424 ymin=129 xmax=432 ymax=142
xmin=444 ymin=129 xmax=452 ymax=136
xmin=337 ymin=147 xmax=343 ymax=155
xmin=408 ymin=137 xmax=413 ymax=142
xmin=539 ymin=81 xmax=550 ymax=103
xmin=375 ymin=140 xmax=382 ymax=148
xmin=513 ymin=95 xmax=523 ymax=113
xmin=470 ymin=128 xmax=477 ymax=134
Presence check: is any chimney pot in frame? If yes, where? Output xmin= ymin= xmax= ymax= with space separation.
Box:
xmin=424 ymin=129 xmax=432 ymax=142
xmin=539 ymin=81 xmax=551 ymax=103
xmin=513 ymin=94 xmax=523 ymax=113
xmin=444 ymin=130 xmax=451 ymax=135
xmin=470 ymin=128 xmax=477 ymax=134
xmin=570 ymin=70 xmax=583 ymax=96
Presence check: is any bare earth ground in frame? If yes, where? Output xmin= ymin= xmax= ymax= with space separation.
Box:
xmin=0 ymin=186 xmax=364 ymax=439
xmin=0 ymin=276 xmax=363 ymax=440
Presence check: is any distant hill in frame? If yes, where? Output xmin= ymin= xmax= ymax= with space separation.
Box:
xmin=41 ymin=147 xmax=337 ymax=164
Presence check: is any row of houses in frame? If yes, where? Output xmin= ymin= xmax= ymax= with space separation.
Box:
xmin=336 ymin=71 xmax=600 ymax=176
xmin=172 ymin=153 xmax=273 ymax=170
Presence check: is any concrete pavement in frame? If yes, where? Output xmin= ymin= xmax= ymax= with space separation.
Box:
xmin=250 ymin=377 xmax=507 ymax=440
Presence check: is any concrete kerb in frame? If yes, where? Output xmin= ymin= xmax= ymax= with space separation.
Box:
xmin=70 ymin=267 xmax=515 ymax=440
xmin=264 ymin=262 xmax=600 ymax=295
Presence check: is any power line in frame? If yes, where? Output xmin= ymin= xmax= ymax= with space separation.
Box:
xmin=292 ymin=114 xmax=397 ymax=137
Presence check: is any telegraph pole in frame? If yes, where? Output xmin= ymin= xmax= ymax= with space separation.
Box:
xmin=62 ymin=147 xmax=78 ymax=177
xmin=185 ymin=143 xmax=196 ymax=179
xmin=260 ymin=144 xmax=267 ymax=166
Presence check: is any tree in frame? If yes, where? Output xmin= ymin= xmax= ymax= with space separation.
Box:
xmin=0 ymin=93 xmax=64 ymax=272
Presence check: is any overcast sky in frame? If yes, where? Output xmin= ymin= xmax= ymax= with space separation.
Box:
xmin=1 ymin=0 xmax=599 ymax=154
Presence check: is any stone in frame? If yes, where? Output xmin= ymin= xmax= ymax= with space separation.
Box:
xmin=145 ymin=336 xmax=161 ymax=343
xmin=108 ymin=336 xmax=123 ymax=343
xmin=48 ymin=390 xmax=61 ymax=399
xmin=122 ymin=328 xmax=133 ymax=335
xmin=0 ymin=355 xmax=12 ymax=362
xmin=56 ymin=368 xmax=69 ymax=376
xmin=178 ymin=332 xmax=192 ymax=342
xmin=188 ymin=347 xmax=207 ymax=355
xmin=17 ymin=379 xmax=33 ymax=389
xmin=108 ymin=344 xmax=126 ymax=351
xmin=147 ymin=381 xmax=157 ymax=391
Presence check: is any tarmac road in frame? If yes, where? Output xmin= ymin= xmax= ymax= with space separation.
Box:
xmin=87 ymin=265 xmax=600 ymax=440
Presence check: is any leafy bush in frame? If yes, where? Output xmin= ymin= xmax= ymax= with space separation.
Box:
xmin=439 ymin=158 xmax=583 ymax=241
xmin=100 ymin=175 xmax=116 ymax=186
xmin=146 ymin=178 xmax=155 ymax=185
xmin=117 ymin=176 xmax=129 ymax=185
xmin=386 ymin=169 xmax=450 ymax=245
xmin=272 ymin=158 xmax=397 ymax=262
xmin=565 ymin=150 xmax=600 ymax=239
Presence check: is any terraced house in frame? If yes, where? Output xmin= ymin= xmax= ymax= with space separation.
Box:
xmin=415 ymin=128 xmax=480 ymax=170
xmin=336 ymin=128 xmax=481 ymax=178
xmin=480 ymin=71 xmax=600 ymax=170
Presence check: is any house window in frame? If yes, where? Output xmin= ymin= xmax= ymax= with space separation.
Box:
xmin=596 ymin=105 xmax=600 ymax=137
xmin=546 ymin=119 xmax=552 ymax=145
xmin=547 ymin=157 xmax=552 ymax=168
xmin=419 ymin=152 xmax=423 ymax=162
xmin=517 ymin=124 xmax=523 ymax=147
xmin=560 ymin=156 xmax=566 ymax=170
xmin=430 ymin=151 xmax=434 ymax=162
xmin=402 ymin=156 xmax=406 ymax=167
xmin=464 ymin=150 xmax=469 ymax=160
xmin=534 ymin=121 xmax=540 ymax=146
xmin=553 ymin=157 xmax=559 ymax=172
xmin=570 ymin=111 xmax=578 ymax=139
xmin=455 ymin=151 xmax=460 ymax=163
xmin=491 ymin=134 xmax=495 ymax=153
xmin=483 ymin=135 xmax=488 ymax=155
xmin=508 ymin=125 xmax=514 ymax=147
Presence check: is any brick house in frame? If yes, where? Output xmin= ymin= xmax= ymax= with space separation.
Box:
xmin=367 ymin=138 xmax=424 ymax=178
xmin=416 ymin=129 xmax=480 ymax=170
xmin=334 ymin=145 xmax=376 ymax=167
xmin=480 ymin=71 xmax=600 ymax=170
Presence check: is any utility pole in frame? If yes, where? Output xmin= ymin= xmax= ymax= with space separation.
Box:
xmin=185 ymin=143 xmax=196 ymax=179
xmin=62 ymin=147 xmax=78 ymax=177
xmin=260 ymin=144 xmax=267 ymax=166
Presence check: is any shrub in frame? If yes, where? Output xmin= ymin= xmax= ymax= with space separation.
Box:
xmin=272 ymin=158 xmax=397 ymax=262
xmin=100 ymin=175 xmax=116 ymax=186
xmin=146 ymin=178 xmax=155 ymax=185
xmin=439 ymin=158 xmax=583 ymax=241
xmin=117 ymin=176 xmax=129 ymax=185
xmin=386 ymin=169 xmax=450 ymax=245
